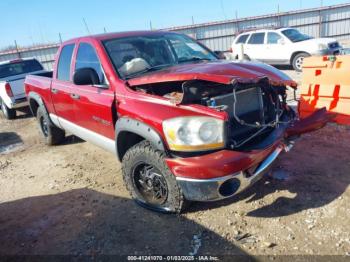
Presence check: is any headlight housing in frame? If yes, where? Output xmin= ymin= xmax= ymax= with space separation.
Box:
xmin=318 ymin=43 xmax=328 ymax=51
xmin=163 ymin=116 xmax=225 ymax=151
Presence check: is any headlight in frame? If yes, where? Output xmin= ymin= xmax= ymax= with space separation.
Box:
xmin=163 ymin=116 xmax=225 ymax=151
xmin=318 ymin=43 xmax=328 ymax=50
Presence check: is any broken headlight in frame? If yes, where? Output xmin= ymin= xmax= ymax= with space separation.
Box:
xmin=163 ymin=116 xmax=225 ymax=151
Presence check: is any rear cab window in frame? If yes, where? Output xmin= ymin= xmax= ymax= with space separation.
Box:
xmin=56 ymin=44 xmax=75 ymax=81
xmin=248 ymin=32 xmax=265 ymax=45
xmin=0 ymin=60 xmax=43 ymax=79
xmin=75 ymin=42 xmax=106 ymax=84
xmin=235 ymin=34 xmax=250 ymax=44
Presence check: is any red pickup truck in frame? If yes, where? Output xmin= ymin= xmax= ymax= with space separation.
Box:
xmin=25 ymin=31 xmax=331 ymax=213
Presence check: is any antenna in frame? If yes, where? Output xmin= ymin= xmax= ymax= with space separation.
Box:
xmin=82 ymin=18 xmax=91 ymax=35
xmin=220 ymin=0 xmax=227 ymax=20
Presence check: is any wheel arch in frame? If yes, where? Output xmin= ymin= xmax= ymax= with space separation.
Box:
xmin=290 ymin=51 xmax=310 ymax=65
xmin=27 ymin=92 xmax=45 ymax=117
xmin=115 ymin=117 xmax=166 ymax=162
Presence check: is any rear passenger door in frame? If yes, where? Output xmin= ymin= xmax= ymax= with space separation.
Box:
xmin=71 ymin=41 xmax=115 ymax=140
xmin=245 ymin=32 xmax=266 ymax=61
xmin=51 ymin=44 xmax=76 ymax=123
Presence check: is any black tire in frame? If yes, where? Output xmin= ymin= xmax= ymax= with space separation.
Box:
xmin=36 ymin=106 xmax=65 ymax=145
xmin=292 ymin=52 xmax=310 ymax=72
xmin=122 ymin=140 xmax=187 ymax=213
xmin=0 ymin=99 xmax=16 ymax=119
xmin=243 ymin=54 xmax=251 ymax=61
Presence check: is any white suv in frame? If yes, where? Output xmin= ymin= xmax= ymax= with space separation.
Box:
xmin=231 ymin=27 xmax=341 ymax=71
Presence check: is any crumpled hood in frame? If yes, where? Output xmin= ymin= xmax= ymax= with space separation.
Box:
xmin=127 ymin=60 xmax=297 ymax=88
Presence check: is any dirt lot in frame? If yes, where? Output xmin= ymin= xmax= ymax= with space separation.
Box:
xmin=0 ymin=70 xmax=349 ymax=257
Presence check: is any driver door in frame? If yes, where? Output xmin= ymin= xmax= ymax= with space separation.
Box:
xmin=264 ymin=32 xmax=290 ymax=64
xmin=71 ymin=41 xmax=115 ymax=140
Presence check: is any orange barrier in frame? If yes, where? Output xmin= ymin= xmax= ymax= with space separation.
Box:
xmin=299 ymin=55 xmax=350 ymax=125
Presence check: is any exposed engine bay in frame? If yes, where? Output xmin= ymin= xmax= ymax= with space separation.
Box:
xmin=131 ymin=78 xmax=297 ymax=150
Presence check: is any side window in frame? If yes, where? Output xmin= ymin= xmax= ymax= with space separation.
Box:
xmin=267 ymin=32 xmax=282 ymax=44
xmin=248 ymin=33 xmax=265 ymax=45
xmin=57 ymin=44 xmax=75 ymax=81
xmin=236 ymin=34 xmax=249 ymax=44
xmin=75 ymin=43 xmax=106 ymax=84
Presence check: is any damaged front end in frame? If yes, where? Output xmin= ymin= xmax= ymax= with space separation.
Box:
xmin=126 ymin=63 xmax=331 ymax=202
xmin=129 ymin=75 xmax=299 ymax=152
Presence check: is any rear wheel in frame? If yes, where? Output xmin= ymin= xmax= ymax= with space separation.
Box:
xmin=37 ymin=105 xmax=65 ymax=145
xmin=122 ymin=140 xmax=187 ymax=213
xmin=292 ymin=52 xmax=310 ymax=72
xmin=0 ymin=99 xmax=16 ymax=119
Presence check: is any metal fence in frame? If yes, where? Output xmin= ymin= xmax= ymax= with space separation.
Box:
xmin=1 ymin=3 xmax=350 ymax=69
xmin=0 ymin=44 xmax=59 ymax=70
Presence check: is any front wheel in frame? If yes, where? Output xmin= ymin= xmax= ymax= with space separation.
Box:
xmin=292 ymin=52 xmax=310 ymax=72
xmin=122 ymin=140 xmax=187 ymax=213
xmin=0 ymin=99 xmax=16 ymax=119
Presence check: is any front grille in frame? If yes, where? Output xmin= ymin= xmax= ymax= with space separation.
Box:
xmin=227 ymin=86 xmax=278 ymax=149
xmin=328 ymin=42 xmax=340 ymax=49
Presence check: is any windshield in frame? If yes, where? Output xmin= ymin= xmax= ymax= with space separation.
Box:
xmin=281 ymin=29 xmax=311 ymax=43
xmin=103 ymin=33 xmax=217 ymax=79
xmin=0 ymin=60 xmax=43 ymax=79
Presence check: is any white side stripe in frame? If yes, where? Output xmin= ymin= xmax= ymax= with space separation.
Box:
xmin=50 ymin=114 xmax=116 ymax=154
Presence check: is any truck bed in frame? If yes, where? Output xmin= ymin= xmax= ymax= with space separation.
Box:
xmin=25 ymin=73 xmax=55 ymax=114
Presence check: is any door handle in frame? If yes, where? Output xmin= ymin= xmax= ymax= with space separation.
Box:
xmin=70 ymin=93 xmax=80 ymax=100
xmin=51 ymin=88 xmax=58 ymax=94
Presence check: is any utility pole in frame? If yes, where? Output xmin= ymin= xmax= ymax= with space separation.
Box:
xmin=104 ymin=27 xmax=107 ymax=33
xmin=82 ymin=18 xmax=91 ymax=35
xmin=191 ymin=16 xmax=197 ymax=39
xmin=14 ymin=40 xmax=21 ymax=59
xmin=277 ymin=4 xmax=281 ymax=27
xmin=58 ymin=33 xmax=63 ymax=44
xmin=149 ymin=20 xmax=153 ymax=30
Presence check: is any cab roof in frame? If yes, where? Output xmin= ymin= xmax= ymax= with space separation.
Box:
xmin=236 ymin=27 xmax=293 ymax=35
xmin=62 ymin=30 xmax=180 ymax=44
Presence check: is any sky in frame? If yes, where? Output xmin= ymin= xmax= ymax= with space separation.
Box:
xmin=0 ymin=0 xmax=349 ymax=48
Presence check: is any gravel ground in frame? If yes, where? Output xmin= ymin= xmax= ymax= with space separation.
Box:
xmin=0 ymin=70 xmax=349 ymax=258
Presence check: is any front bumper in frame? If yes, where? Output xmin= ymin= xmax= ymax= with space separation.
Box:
xmin=314 ymin=48 xmax=341 ymax=56
xmin=175 ymin=142 xmax=292 ymax=201
xmin=166 ymin=108 xmax=331 ymax=202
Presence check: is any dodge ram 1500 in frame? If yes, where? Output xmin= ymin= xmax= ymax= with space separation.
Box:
xmin=25 ymin=31 xmax=331 ymax=213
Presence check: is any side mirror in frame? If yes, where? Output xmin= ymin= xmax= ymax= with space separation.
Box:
xmin=213 ymin=51 xmax=226 ymax=60
xmin=277 ymin=38 xmax=285 ymax=45
xmin=73 ymin=68 xmax=100 ymax=86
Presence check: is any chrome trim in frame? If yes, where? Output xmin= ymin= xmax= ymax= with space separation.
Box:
xmin=49 ymin=114 xmax=116 ymax=154
xmin=176 ymin=144 xmax=287 ymax=202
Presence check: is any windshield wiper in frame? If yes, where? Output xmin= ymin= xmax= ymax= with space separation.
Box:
xmin=124 ymin=64 xmax=171 ymax=79
xmin=178 ymin=57 xmax=211 ymax=63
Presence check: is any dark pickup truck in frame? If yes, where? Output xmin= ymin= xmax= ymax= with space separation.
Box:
xmin=25 ymin=31 xmax=331 ymax=213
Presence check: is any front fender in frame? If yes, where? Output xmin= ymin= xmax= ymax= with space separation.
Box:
xmin=115 ymin=117 xmax=166 ymax=161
